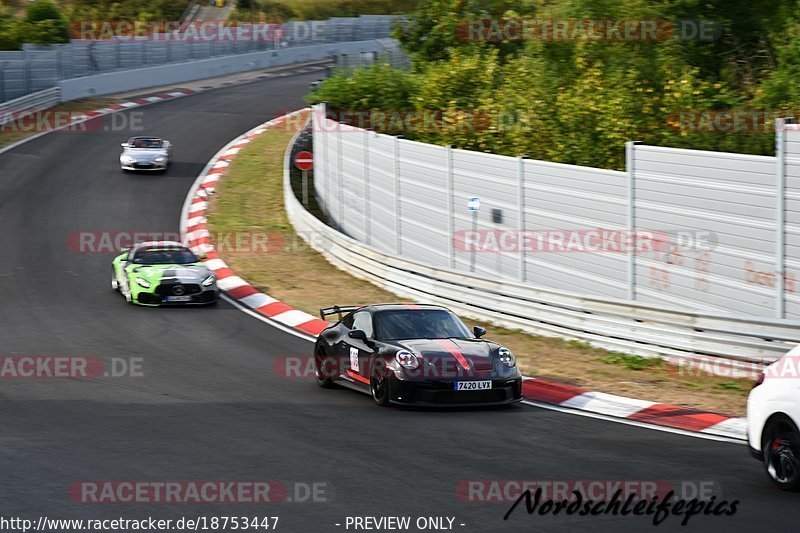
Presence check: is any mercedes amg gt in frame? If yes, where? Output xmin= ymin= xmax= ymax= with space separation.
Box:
xmin=313 ymin=304 xmax=523 ymax=407
xmin=111 ymin=241 xmax=218 ymax=306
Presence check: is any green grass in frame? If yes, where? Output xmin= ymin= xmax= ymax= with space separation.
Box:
xmin=601 ymin=354 xmax=665 ymax=371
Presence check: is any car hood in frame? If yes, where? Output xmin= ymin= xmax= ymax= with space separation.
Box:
xmin=130 ymin=264 xmax=210 ymax=282
xmin=395 ymin=338 xmax=495 ymax=374
xmin=123 ymin=149 xmax=168 ymax=161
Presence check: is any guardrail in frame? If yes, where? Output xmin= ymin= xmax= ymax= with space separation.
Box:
xmin=0 ymin=87 xmax=60 ymax=126
xmin=285 ymin=113 xmax=798 ymax=379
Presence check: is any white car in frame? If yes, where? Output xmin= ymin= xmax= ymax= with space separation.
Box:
xmin=120 ymin=136 xmax=172 ymax=172
xmin=747 ymin=346 xmax=800 ymax=490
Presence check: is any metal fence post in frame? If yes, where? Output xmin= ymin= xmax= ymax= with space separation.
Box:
xmin=394 ymin=135 xmax=402 ymax=256
xmin=364 ymin=128 xmax=372 ymax=245
xmin=517 ymin=156 xmax=527 ymax=282
xmin=56 ymin=46 xmax=63 ymax=80
xmin=337 ymin=124 xmax=344 ymax=232
xmin=775 ymin=118 xmax=793 ymax=318
xmin=626 ymin=141 xmax=641 ymax=301
xmin=23 ymin=48 xmax=31 ymax=95
xmin=319 ymin=103 xmax=329 ymax=218
xmin=447 ymin=145 xmax=455 ymax=269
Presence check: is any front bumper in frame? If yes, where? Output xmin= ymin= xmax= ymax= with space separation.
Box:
xmin=121 ymin=161 xmax=168 ymax=171
xmin=133 ymin=282 xmax=218 ymax=306
xmin=389 ymin=377 xmax=523 ymax=406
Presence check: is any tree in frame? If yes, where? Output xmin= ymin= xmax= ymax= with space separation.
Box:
xmin=25 ymin=0 xmax=68 ymax=44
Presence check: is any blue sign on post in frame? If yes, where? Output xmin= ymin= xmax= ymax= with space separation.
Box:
xmin=467 ymin=197 xmax=480 ymax=211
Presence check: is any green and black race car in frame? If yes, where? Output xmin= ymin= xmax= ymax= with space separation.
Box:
xmin=111 ymin=241 xmax=218 ymax=306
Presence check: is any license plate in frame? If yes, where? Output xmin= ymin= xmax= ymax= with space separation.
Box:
xmin=165 ymin=295 xmax=192 ymax=302
xmin=454 ymin=380 xmax=492 ymax=391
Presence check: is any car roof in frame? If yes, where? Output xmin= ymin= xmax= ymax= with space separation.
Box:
xmin=363 ymin=303 xmax=451 ymax=313
xmin=128 ymin=136 xmax=163 ymax=141
xmin=132 ymin=241 xmax=187 ymax=251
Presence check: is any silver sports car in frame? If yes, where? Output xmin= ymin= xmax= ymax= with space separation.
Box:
xmin=120 ymin=136 xmax=173 ymax=172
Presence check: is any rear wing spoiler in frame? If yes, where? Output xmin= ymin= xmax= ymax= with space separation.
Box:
xmin=319 ymin=305 xmax=361 ymax=321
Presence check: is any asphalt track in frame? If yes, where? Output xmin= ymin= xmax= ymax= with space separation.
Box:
xmin=0 ymin=72 xmax=796 ymax=532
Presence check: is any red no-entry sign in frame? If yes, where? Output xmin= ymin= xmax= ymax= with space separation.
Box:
xmin=294 ymin=151 xmax=313 ymax=171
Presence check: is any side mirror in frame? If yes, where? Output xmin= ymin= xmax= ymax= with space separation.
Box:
xmin=473 ymin=326 xmax=487 ymax=338
xmin=119 ymin=253 xmax=129 ymax=261
xmin=120 ymin=247 xmax=130 ymax=253
xmin=348 ymin=329 xmax=368 ymax=340
xmin=120 ymin=143 xmax=128 ymax=148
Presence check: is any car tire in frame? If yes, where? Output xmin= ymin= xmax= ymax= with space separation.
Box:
xmin=762 ymin=416 xmax=800 ymax=491
xmin=111 ymin=268 xmax=119 ymax=291
xmin=370 ymin=358 xmax=391 ymax=407
xmin=314 ymin=345 xmax=336 ymax=388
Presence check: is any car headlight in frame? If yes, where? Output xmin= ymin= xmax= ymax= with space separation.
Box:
xmin=201 ymin=274 xmax=215 ymax=287
xmin=121 ymin=155 xmax=135 ymax=164
xmin=155 ymin=156 xmax=167 ymax=163
xmin=498 ymin=347 xmax=516 ymax=367
xmin=395 ymin=350 xmax=419 ymax=370
xmin=134 ymin=277 xmax=151 ymax=289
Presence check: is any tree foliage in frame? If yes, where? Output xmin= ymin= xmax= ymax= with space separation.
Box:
xmin=313 ymin=0 xmax=800 ymax=169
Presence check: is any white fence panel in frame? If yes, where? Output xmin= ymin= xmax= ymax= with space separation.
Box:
xmin=311 ymin=105 xmax=800 ymax=321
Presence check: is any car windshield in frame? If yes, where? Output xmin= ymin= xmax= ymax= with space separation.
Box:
xmin=374 ymin=309 xmax=473 ymax=341
xmin=132 ymin=248 xmax=197 ymax=265
xmin=130 ymin=138 xmax=163 ymax=149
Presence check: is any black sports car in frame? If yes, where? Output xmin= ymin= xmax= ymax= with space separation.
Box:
xmin=313 ymin=303 xmax=523 ymax=407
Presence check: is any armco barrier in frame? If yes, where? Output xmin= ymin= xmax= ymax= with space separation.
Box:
xmin=288 ymin=112 xmax=800 ymax=378
xmin=0 ymin=87 xmax=60 ymax=126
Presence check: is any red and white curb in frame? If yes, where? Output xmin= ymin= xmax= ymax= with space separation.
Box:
xmin=181 ymin=110 xmax=747 ymax=443
xmin=522 ymin=379 xmax=745 ymax=441
xmin=179 ymin=110 xmax=330 ymax=338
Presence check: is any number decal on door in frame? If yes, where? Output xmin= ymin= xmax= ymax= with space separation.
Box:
xmin=350 ymin=347 xmax=359 ymax=372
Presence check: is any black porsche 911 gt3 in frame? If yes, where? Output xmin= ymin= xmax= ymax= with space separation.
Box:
xmin=313 ymin=303 xmax=523 ymax=407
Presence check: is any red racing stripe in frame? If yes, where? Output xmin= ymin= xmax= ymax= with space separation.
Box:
xmin=434 ymin=339 xmax=470 ymax=371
